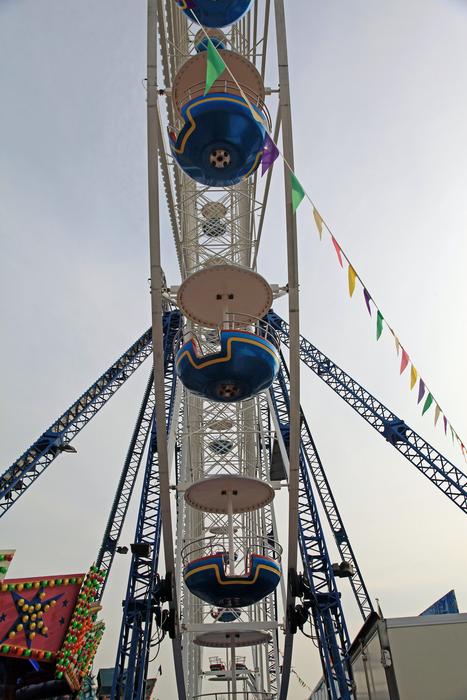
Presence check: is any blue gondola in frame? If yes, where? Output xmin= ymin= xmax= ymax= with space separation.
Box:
xmin=176 ymin=0 xmax=253 ymax=29
xmin=195 ymin=35 xmax=226 ymax=52
xmin=184 ymin=552 xmax=281 ymax=607
xmin=211 ymin=608 xmax=241 ymax=622
xmin=175 ymin=329 xmax=279 ymax=402
xmin=169 ymin=94 xmax=266 ymax=187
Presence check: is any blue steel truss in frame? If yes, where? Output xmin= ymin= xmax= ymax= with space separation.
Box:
xmin=0 ymin=327 xmax=157 ymax=516
xmin=275 ymin=349 xmax=373 ymax=620
xmin=111 ymin=313 xmax=179 ymax=700
xmin=269 ymin=365 xmax=353 ymax=700
xmin=96 ymin=312 xmax=181 ymax=597
xmin=268 ymin=311 xmax=467 ymax=514
xmin=96 ymin=370 xmax=155 ymax=593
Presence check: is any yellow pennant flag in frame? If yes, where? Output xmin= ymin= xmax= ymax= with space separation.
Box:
xmin=434 ymin=403 xmax=441 ymax=426
xmin=348 ymin=265 xmax=357 ymax=297
xmin=313 ymin=207 xmax=323 ymax=240
xmin=410 ymin=364 xmax=418 ymax=390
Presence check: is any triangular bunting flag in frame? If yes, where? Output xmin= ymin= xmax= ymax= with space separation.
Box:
xmin=417 ymin=378 xmax=426 ymax=404
xmin=204 ymin=38 xmax=226 ymax=95
xmin=363 ymin=288 xmax=372 ymax=316
xmin=443 ymin=415 xmax=448 ymax=434
xmin=422 ymin=392 xmax=433 ymax=415
xmin=376 ymin=310 xmax=384 ymax=340
xmin=331 ymin=236 xmax=344 ymax=267
xmin=434 ymin=403 xmax=441 ymax=426
xmin=348 ymin=265 xmax=357 ymax=297
xmin=394 ymin=334 xmax=401 ymax=355
xmin=261 ymin=133 xmax=279 ymax=175
xmin=410 ymin=364 xmax=417 ymax=389
xmin=312 ymin=207 xmax=323 ymax=239
xmin=400 ymin=349 xmax=409 ymax=374
xmin=291 ymin=173 xmax=305 ymax=212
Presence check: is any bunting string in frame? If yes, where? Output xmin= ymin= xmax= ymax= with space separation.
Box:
xmin=278 ymin=650 xmax=313 ymax=693
xmin=174 ymin=22 xmax=466 ymax=461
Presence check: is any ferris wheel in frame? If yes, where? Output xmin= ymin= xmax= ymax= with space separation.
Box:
xmin=145 ymin=2 xmax=299 ymax=697
xmin=1 ymin=2 xmax=467 ymax=700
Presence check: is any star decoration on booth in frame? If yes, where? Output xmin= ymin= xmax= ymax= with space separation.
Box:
xmin=0 ymin=590 xmax=64 ymax=648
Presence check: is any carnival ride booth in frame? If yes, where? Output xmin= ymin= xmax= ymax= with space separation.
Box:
xmin=0 ymin=567 xmax=104 ymax=700
xmin=176 ymin=0 xmax=253 ymax=28
xmin=182 ymin=475 xmax=282 ymax=608
xmin=169 ymin=50 xmax=269 ymax=187
xmin=175 ymin=265 xmax=279 ymax=402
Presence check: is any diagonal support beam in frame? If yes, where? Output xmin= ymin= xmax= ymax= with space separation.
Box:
xmin=274 ymin=351 xmax=373 ymax=619
xmin=96 ymin=370 xmax=156 ymax=595
xmin=270 ymin=365 xmax=354 ymax=700
xmin=0 ymin=326 xmax=159 ymax=517
xmin=268 ymin=310 xmax=467 ymax=514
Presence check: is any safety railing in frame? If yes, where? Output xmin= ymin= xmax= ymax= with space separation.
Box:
xmin=174 ymin=79 xmax=272 ymax=131
xmin=174 ymin=313 xmax=280 ymax=357
xmin=181 ymin=531 xmax=282 ymax=570
xmin=194 ymin=694 xmax=274 ymax=700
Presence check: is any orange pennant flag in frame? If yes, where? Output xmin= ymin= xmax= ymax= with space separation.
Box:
xmin=410 ymin=364 xmax=417 ymax=390
xmin=348 ymin=265 xmax=357 ymax=297
xmin=313 ymin=207 xmax=323 ymax=240
xmin=434 ymin=403 xmax=441 ymax=426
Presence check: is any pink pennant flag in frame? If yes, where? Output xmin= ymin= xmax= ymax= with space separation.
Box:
xmin=417 ymin=378 xmax=426 ymax=404
xmin=331 ymin=236 xmax=344 ymax=267
xmin=399 ymin=349 xmax=409 ymax=374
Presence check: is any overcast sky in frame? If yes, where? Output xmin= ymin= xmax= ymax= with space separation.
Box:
xmin=1 ymin=1 xmax=467 ymax=697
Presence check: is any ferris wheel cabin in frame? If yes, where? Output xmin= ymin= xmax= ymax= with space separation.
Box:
xmin=169 ymin=50 xmax=269 ymax=186
xmin=175 ymin=265 xmax=279 ymax=402
xmin=176 ymin=0 xmax=253 ymax=28
xmin=181 ymin=476 xmax=282 ymax=608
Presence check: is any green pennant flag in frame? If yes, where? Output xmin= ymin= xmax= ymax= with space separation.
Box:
xmin=422 ymin=392 xmax=433 ymax=415
xmin=376 ymin=310 xmax=384 ymax=340
xmin=204 ymin=38 xmax=226 ymax=95
xmin=291 ymin=173 xmax=305 ymax=212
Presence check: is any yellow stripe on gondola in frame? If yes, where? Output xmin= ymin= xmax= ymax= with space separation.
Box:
xmin=184 ymin=562 xmax=281 ymax=586
xmin=172 ymin=95 xmax=265 ymax=156
xmin=243 ymin=148 xmax=264 ymax=180
xmin=176 ymin=336 xmax=278 ymax=371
